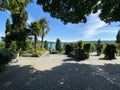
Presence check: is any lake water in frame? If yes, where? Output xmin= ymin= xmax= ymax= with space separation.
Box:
xmin=48 ymin=43 xmax=56 ymax=50
xmin=48 ymin=43 xmax=64 ymax=50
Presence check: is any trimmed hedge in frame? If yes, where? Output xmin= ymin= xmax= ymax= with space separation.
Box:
xmin=103 ymin=44 xmax=117 ymax=59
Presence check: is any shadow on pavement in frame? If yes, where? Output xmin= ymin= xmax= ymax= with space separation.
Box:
xmin=0 ymin=61 xmax=120 ymax=90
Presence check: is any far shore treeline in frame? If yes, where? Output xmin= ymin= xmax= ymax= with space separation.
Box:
xmin=46 ymin=40 xmax=116 ymax=50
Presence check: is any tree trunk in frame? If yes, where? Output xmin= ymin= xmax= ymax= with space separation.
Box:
xmin=41 ymin=36 xmax=44 ymax=50
xmin=118 ymin=49 xmax=120 ymax=56
xmin=34 ymin=35 xmax=37 ymax=52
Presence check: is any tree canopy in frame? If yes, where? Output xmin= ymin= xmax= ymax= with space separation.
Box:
xmin=37 ymin=0 xmax=120 ymax=24
xmin=0 ymin=0 xmax=32 ymax=49
xmin=38 ymin=18 xmax=50 ymax=49
xmin=29 ymin=21 xmax=41 ymax=52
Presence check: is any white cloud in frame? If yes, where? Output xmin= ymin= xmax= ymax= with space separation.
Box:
xmin=98 ymin=29 xmax=118 ymax=34
xmin=83 ymin=12 xmax=107 ymax=39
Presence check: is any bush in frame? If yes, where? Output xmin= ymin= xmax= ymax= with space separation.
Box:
xmin=32 ymin=49 xmax=46 ymax=57
xmin=32 ymin=53 xmax=40 ymax=57
xmin=0 ymin=41 xmax=5 ymax=49
xmin=83 ymin=43 xmax=91 ymax=53
xmin=103 ymin=44 xmax=117 ymax=59
xmin=75 ymin=49 xmax=89 ymax=61
xmin=52 ymin=50 xmax=59 ymax=54
xmin=77 ymin=40 xmax=84 ymax=49
xmin=0 ymin=48 xmax=13 ymax=72
xmin=96 ymin=39 xmax=103 ymax=56
xmin=65 ymin=44 xmax=74 ymax=55
xmin=91 ymin=43 xmax=96 ymax=52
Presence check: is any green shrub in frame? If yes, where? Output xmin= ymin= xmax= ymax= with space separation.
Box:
xmin=31 ymin=49 xmax=46 ymax=57
xmin=0 ymin=41 xmax=5 ymax=49
xmin=32 ymin=51 xmax=40 ymax=57
xmin=52 ymin=50 xmax=59 ymax=54
xmin=0 ymin=48 xmax=14 ymax=72
xmin=77 ymin=40 xmax=84 ymax=49
xmin=91 ymin=43 xmax=96 ymax=52
xmin=83 ymin=43 xmax=91 ymax=53
xmin=65 ymin=44 xmax=74 ymax=55
xmin=103 ymin=44 xmax=117 ymax=59
xmin=96 ymin=39 xmax=103 ymax=55
xmin=75 ymin=49 xmax=89 ymax=61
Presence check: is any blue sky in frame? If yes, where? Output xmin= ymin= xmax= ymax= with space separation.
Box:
xmin=0 ymin=1 xmax=120 ymax=42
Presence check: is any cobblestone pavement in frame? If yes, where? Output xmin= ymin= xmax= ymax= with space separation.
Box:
xmin=0 ymin=54 xmax=120 ymax=90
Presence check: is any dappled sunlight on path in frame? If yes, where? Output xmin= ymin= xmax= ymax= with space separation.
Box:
xmin=0 ymin=54 xmax=120 ymax=90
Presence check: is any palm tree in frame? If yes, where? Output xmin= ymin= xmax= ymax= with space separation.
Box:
xmin=38 ymin=18 xmax=50 ymax=49
xmin=29 ymin=21 xmax=41 ymax=52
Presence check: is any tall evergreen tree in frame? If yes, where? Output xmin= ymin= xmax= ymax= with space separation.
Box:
xmin=5 ymin=19 xmax=11 ymax=48
xmin=5 ymin=19 xmax=11 ymax=34
xmin=96 ymin=39 xmax=103 ymax=56
xmin=56 ymin=38 xmax=62 ymax=52
xmin=44 ymin=40 xmax=48 ymax=50
xmin=116 ymin=30 xmax=120 ymax=43
xmin=116 ymin=30 xmax=120 ymax=55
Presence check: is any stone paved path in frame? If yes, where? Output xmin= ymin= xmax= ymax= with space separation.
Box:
xmin=0 ymin=54 xmax=120 ymax=90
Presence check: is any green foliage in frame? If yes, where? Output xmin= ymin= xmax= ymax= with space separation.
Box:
xmin=48 ymin=42 xmax=52 ymax=54
xmin=37 ymin=0 xmax=120 ymax=24
xmin=9 ymin=41 xmax=17 ymax=53
xmin=56 ymin=38 xmax=62 ymax=52
xmin=75 ymin=42 xmax=91 ymax=60
xmin=4 ymin=28 xmax=28 ymax=49
xmin=91 ymin=43 xmax=96 ymax=52
xmin=0 ymin=48 xmax=14 ymax=72
xmin=20 ymin=39 xmax=46 ymax=57
xmin=116 ymin=43 xmax=120 ymax=55
xmin=0 ymin=41 xmax=5 ymax=49
xmin=29 ymin=21 xmax=42 ymax=52
xmin=65 ymin=43 xmax=74 ymax=55
xmin=96 ymin=39 xmax=103 ymax=55
xmin=103 ymin=44 xmax=117 ymax=59
xmin=37 ymin=0 xmax=98 ymax=24
xmin=32 ymin=53 xmax=39 ymax=57
xmin=51 ymin=50 xmax=59 ymax=54
xmin=76 ymin=49 xmax=89 ymax=61
xmin=44 ymin=40 xmax=48 ymax=50
xmin=38 ymin=18 xmax=50 ymax=49
xmin=116 ymin=30 xmax=120 ymax=43
xmin=1 ymin=0 xmax=32 ymax=49
xmin=83 ymin=43 xmax=91 ymax=53
xmin=5 ymin=19 xmax=11 ymax=35
xmin=116 ymin=30 xmax=120 ymax=55
xmin=77 ymin=40 xmax=84 ymax=49
xmin=32 ymin=49 xmax=46 ymax=57
xmin=20 ymin=40 xmax=34 ymax=55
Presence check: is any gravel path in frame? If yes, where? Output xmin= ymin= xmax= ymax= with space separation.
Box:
xmin=0 ymin=53 xmax=120 ymax=90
